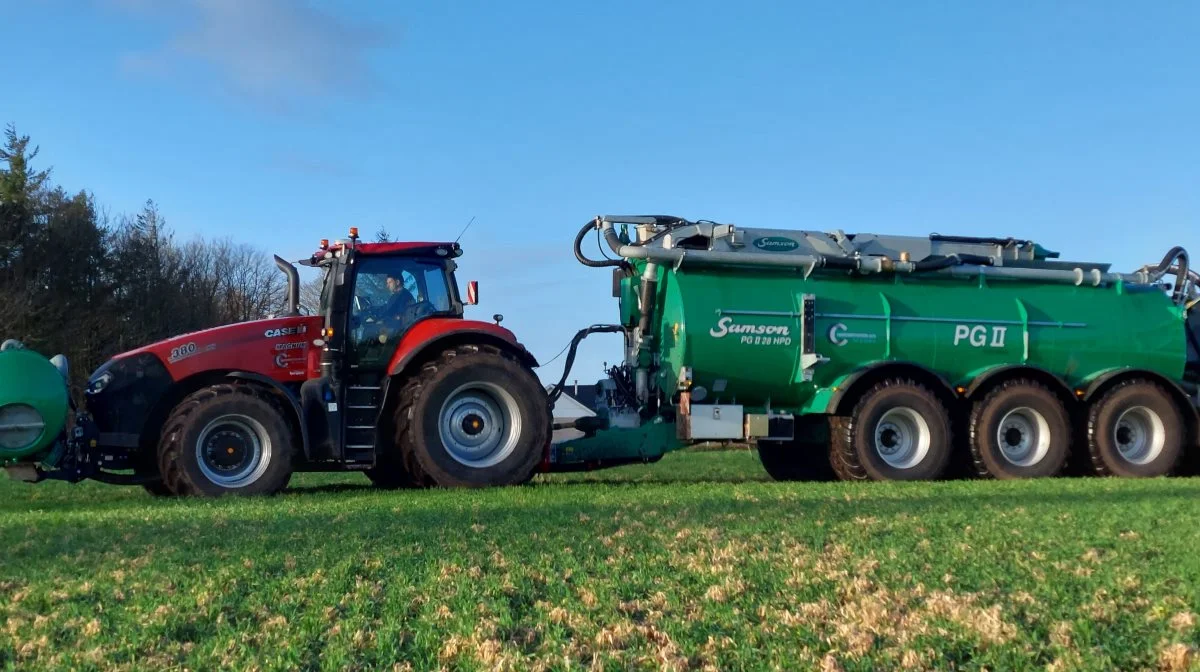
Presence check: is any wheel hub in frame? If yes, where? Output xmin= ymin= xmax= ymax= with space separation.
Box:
xmin=461 ymin=414 xmax=486 ymax=436
xmin=995 ymin=406 xmax=1050 ymax=467
xmin=195 ymin=415 xmax=273 ymax=488
xmin=873 ymin=407 xmax=930 ymax=469
xmin=206 ymin=430 xmax=250 ymax=470
xmin=438 ymin=382 xmax=522 ymax=468
xmin=1113 ymin=406 xmax=1165 ymax=465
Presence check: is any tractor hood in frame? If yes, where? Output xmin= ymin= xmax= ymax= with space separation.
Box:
xmin=0 ymin=346 xmax=70 ymax=461
xmin=103 ymin=315 xmax=325 ymax=384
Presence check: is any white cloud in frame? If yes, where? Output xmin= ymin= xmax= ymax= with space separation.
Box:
xmin=111 ymin=0 xmax=392 ymax=108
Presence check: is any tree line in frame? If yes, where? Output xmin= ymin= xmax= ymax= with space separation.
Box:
xmin=1 ymin=124 xmax=286 ymax=389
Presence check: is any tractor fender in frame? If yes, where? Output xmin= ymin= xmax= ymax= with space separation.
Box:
xmin=386 ymin=319 xmax=539 ymax=377
xmin=226 ymin=371 xmax=311 ymax=459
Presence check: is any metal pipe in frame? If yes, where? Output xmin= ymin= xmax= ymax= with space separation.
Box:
xmin=273 ymin=255 xmax=300 ymax=316
xmin=592 ymin=217 xmax=1171 ymax=293
xmin=943 ymin=265 xmax=1148 ymax=286
xmin=634 ymin=262 xmax=659 ymax=406
xmin=599 ymin=220 xmax=826 ymax=272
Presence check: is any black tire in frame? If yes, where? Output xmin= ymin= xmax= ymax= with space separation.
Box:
xmin=141 ymin=479 xmax=175 ymax=497
xmin=968 ymin=380 xmax=1071 ymax=479
xmin=158 ymin=384 xmax=296 ymax=496
xmin=1087 ymin=380 xmax=1183 ymax=477
xmin=831 ymin=379 xmax=953 ymax=481
xmin=364 ymin=453 xmax=419 ymax=489
xmin=828 ymin=416 xmax=864 ymax=481
xmin=756 ymin=416 xmax=836 ymax=482
xmin=134 ymin=452 xmax=175 ymax=496
xmin=395 ymin=344 xmax=549 ymax=488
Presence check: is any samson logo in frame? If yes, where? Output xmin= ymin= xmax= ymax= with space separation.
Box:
xmin=710 ymin=316 xmax=792 ymax=345
xmin=753 ymin=236 xmax=800 ymax=252
xmin=264 ymin=326 xmax=307 ymax=338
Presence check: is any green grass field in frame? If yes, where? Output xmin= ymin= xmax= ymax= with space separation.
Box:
xmin=1 ymin=450 xmax=1198 ymax=671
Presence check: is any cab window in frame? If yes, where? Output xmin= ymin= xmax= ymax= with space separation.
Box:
xmin=348 ymin=256 xmax=458 ymax=369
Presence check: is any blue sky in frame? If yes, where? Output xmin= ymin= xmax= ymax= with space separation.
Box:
xmin=7 ymin=0 xmax=1200 ymax=386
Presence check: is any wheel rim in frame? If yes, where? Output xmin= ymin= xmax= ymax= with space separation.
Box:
xmin=1113 ymin=406 xmax=1165 ymax=465
xmin=995 ymin=406 xmax=1052 ymax=467
xmin=195 ymin=414 xmax=273 ymax=488
xmin=873 ymin=407 xmax=931 ymax=469
xmin=438 ymin=382 xmax=522 ymax=468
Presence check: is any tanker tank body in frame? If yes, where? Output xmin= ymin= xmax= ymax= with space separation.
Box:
xmin=551 ymin=214 xmax=1200 ymax=482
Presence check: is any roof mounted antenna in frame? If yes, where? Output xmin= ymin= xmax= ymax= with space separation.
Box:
xmin=454 ymin=215 xmax=476 ymax=244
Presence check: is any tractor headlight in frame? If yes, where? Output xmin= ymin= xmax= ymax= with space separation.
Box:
xmin=87 ymin=360 xmax=116 ymax=395
xmin=0 ymin=404 xmax=45 ymax=451
xmin=88 ymin=371 xmax=114 ymax=395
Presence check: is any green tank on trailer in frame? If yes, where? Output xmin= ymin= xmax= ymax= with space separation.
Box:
xmin=0 ymin=342 xmax=71 ymax=462
xmin=553 ymin=215 xmax=1200 ymax=481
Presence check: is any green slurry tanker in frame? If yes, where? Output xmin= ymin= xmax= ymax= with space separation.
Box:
xmin=557 ymin=215 xmax=1199 ymax=481
xmin=0 ymin=216 xmax=1197 ymax=495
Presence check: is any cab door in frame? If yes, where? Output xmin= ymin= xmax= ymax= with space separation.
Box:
xmin=341 ymin=255 xmax=458 ymax=462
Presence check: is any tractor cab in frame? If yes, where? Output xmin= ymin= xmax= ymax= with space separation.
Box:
xmin=306 ymin=232 xmax=469 ymax=370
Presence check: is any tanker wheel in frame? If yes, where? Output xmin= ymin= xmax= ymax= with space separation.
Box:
xmin=157 ymin=384 xmax=296 ymax=496
xmin=395 ymin=344 xmax=549 ymax=488
xmin=968 ymin=380 xmax=1071 ymax=479
xmin=756 ymin=416 xmax=835 ymax=482
xmin=832 ymin=379 xmax=953 ymax=481
xmin=1087 ymin=380 xmax=1183 ymax=477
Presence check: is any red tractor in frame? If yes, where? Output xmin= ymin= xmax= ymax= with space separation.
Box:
xmin=81 ymin=229 xmax=551 ymax=495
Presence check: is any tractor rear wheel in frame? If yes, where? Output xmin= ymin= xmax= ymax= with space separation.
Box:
xmin=395 ymin=344 xmax=548 ymax=488
xmin=157 ymin=384 xmax=295 ymax=496
xmin=756 ymin=416 xmax=835 ymax=481
xmin=831 ymin=379 xmax=953 ymax=481
xmin=364 ymin=452 xmax=420 ymax=489
xmin=141 ymin=479 xmax=174 ymax=497
xmin=1087 ymin=380 xmax=1183 ymax=477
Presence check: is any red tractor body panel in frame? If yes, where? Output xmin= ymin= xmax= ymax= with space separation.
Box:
xmin=115 ymin=315 xmax=324 ymax=383
xmin=319 ymin=241 xmax=456 ymax=257
xmin=386 ymin=318 xmax=533 ymax=375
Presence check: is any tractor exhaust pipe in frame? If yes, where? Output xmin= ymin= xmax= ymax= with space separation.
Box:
xmin=274 ymin=255 xmax=301 ymax=316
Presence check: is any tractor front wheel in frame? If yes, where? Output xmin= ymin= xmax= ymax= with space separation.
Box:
xmin=395 ymin=344 xmax=549 ymax=488
xmin=157 ymin=384 xmax=295 ymax=496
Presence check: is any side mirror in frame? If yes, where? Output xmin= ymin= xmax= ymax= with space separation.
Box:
xmin=466 ymin=280 xmax=479 ymax=305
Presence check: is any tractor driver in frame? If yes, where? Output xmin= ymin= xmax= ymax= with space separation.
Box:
xmin=382 ymin=272 xmax=417 ymax=322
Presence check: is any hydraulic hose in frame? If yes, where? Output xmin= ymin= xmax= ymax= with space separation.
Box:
xmin=547 ymin=324 xmax=626 ymax=405
xmin=912 ymin=254 xmax=995 ymax=272
xmin=1149 ymin=246 xmax=1190 ymax=303
xmin=574 ymin=219 xmax=627 ymax=269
